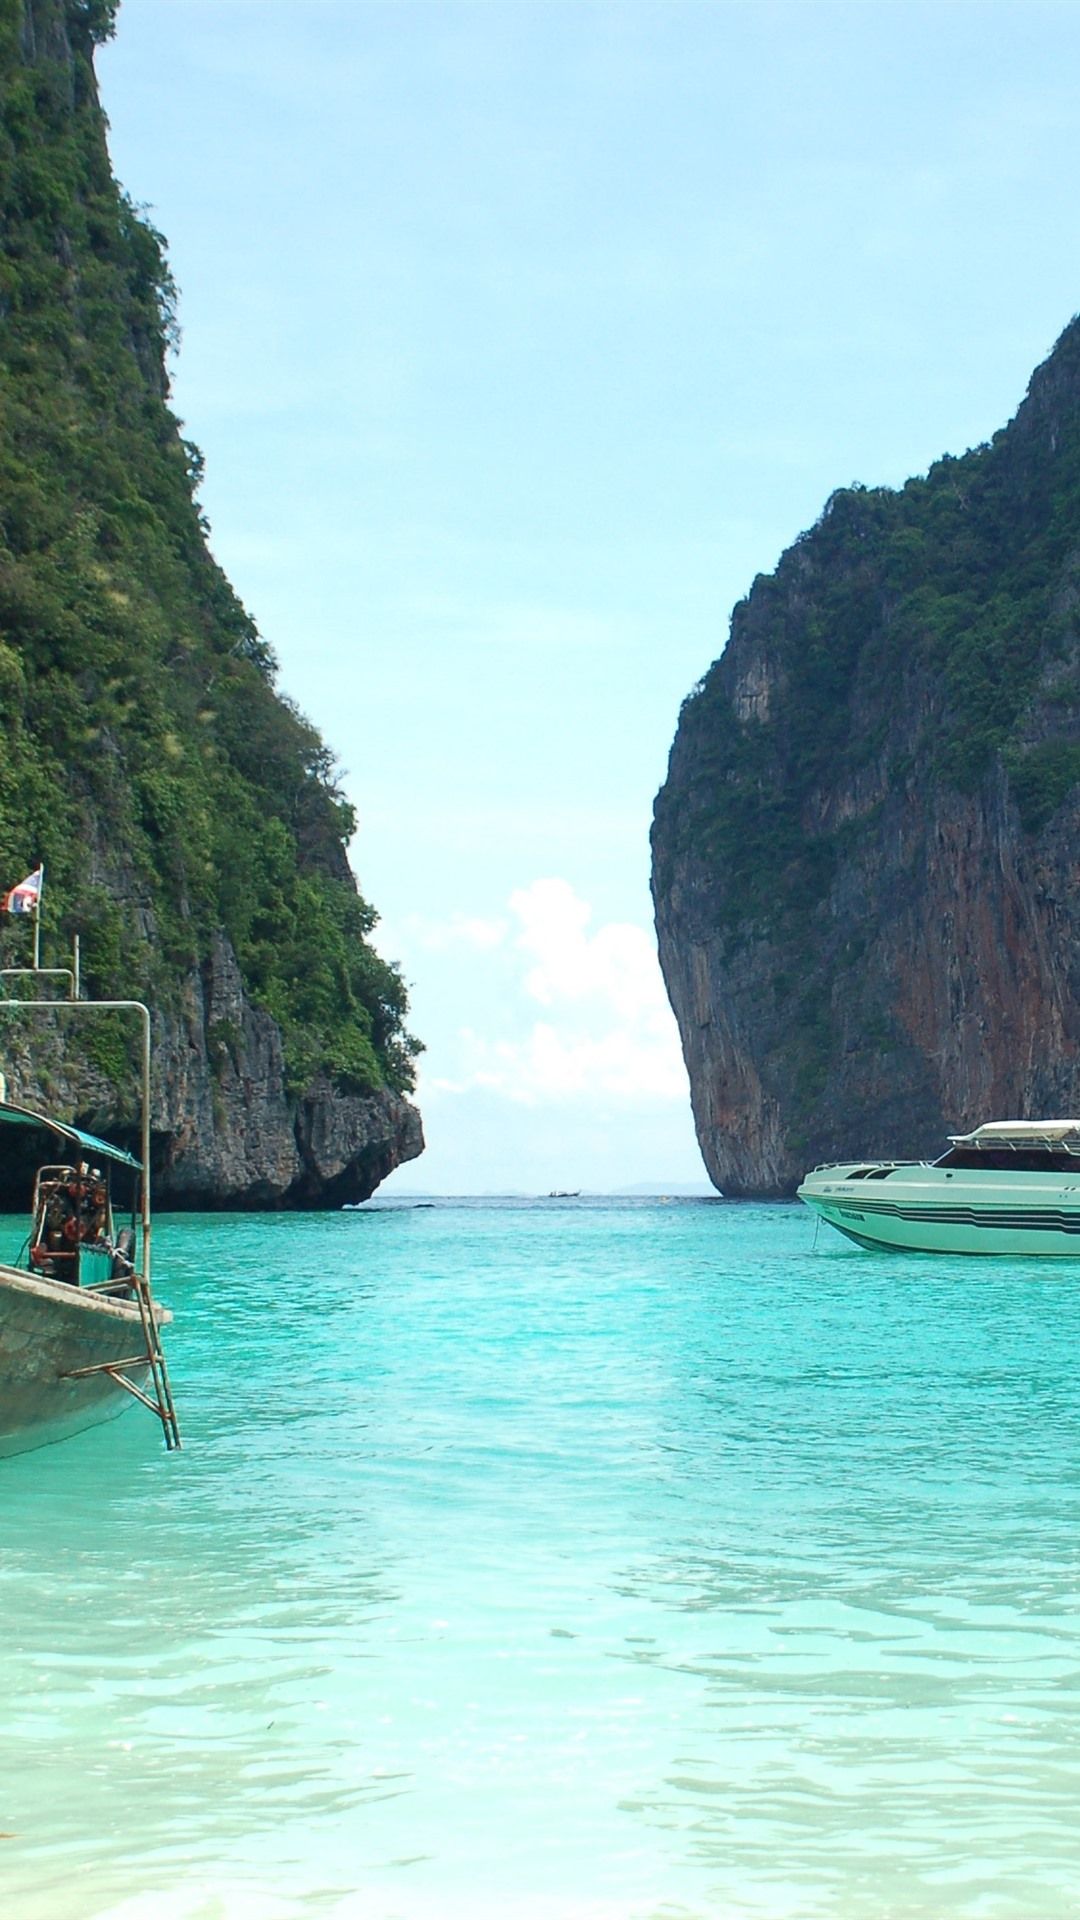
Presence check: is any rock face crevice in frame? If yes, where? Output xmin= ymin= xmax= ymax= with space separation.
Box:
xmin=652 ymin=319 xmax=1080 ymax=1195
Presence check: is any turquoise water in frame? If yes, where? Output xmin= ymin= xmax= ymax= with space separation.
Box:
xmin=4 ymin=1197 xmax=1080 ymax=1920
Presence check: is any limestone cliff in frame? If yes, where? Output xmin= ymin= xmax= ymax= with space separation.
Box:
xmin=0 ymin=0 xmax=423 ymax=1204
xmin=652 ymin=317 xmax=1080 ymax=1196
xmin=1 ymin=929 xmax=423 ymax=1208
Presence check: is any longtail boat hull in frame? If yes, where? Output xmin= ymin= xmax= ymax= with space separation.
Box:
xmin=0 ymin=1263 xmax=169 ymax=1457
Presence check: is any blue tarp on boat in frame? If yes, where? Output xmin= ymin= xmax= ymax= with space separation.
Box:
xmin=0 ymin=1100 xmax=141 ymax=1170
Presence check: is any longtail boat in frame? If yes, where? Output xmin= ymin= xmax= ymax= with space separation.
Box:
xmin=0 ymin=973 xmax=179 ymax=1457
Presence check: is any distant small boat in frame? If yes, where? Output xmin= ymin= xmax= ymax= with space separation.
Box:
xmin=0 ymin=1098 xmax=178 ymax=1456
xmin=799 ymin=1120 xmax=1080 ymax=1256
xmin=546 ymin=1190 xmax=580 ymax=1199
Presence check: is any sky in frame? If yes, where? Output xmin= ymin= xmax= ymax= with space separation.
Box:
xmin=98 ymin=0 xmax=1080 ymax=1192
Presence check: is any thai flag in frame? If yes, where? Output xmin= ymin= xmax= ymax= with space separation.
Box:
xmin=1 ymin=866 xmax=43 ymax=915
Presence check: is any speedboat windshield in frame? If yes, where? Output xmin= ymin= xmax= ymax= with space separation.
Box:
xmin=934 ymin=1144 xmax=1080 ymax=1173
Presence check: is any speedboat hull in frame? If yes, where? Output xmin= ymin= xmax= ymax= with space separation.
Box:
xmin=0 ymin=1263 xmax=169 ymax=1456
xmin=798 ymin=1163 xmax=1080 ymax=1256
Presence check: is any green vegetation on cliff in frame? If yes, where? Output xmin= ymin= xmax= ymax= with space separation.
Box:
xmin=657 ymin=316 xmax=1080 ymax=932
xmin=0 ymin=0 xmax=419 ymax=1096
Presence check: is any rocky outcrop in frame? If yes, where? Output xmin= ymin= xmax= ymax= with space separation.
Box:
xmin=151 ymin=933 xmax=423 ymax=1207
xmin=652 ymin=318 xmax=1080 ymax=1195
xmin=0 ymin=930 xmax=423 ymax=1208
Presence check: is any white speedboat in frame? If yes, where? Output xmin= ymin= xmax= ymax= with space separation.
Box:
xmin=798 ymin=1121 xmax=1080 ymax=1256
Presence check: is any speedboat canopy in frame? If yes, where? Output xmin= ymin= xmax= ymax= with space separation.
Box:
xmin=948 ymin=1120 xmax=1080 ymax=1154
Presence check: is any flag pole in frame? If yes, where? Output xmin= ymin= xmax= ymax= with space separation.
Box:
xmin=32 ymin=863 xmax=42 ymax=971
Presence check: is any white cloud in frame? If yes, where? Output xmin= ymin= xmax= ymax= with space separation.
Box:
xmin=388 ymin=911 xmax=509 ymax=955
xmin=512 ymin=877 xmax=670 ymax=1023
xmin=449 ymin=1021 xmax=686 ymax=1105
xmin=421 ymin=913 xmax=509 ymax=953
xmin=423 ymin=878 xmax=688 ymax=1107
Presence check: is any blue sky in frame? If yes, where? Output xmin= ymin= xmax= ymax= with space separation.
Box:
xmin=100 ymin=1 xmax=1080 ymax=1191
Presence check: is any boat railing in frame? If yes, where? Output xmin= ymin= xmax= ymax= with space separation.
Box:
xmin=0 ymin=967 xmax=76 ymax=998
xmin=805 ymin=1159 xmax=915 ymax=1175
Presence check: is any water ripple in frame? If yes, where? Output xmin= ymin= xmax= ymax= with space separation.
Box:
xmin=3 ymin=1201 xmax=1080 ymax=1916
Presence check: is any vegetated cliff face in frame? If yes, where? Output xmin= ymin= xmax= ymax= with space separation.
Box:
xmin=652 ymin=317 xmax=1080 ymax=1197
xmin=0 ymin=0 xmax=423 ymax=1205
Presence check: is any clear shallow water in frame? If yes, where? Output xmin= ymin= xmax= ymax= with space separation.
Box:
xmin=4 ymin=1198 xmax=1080 ymax=1919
